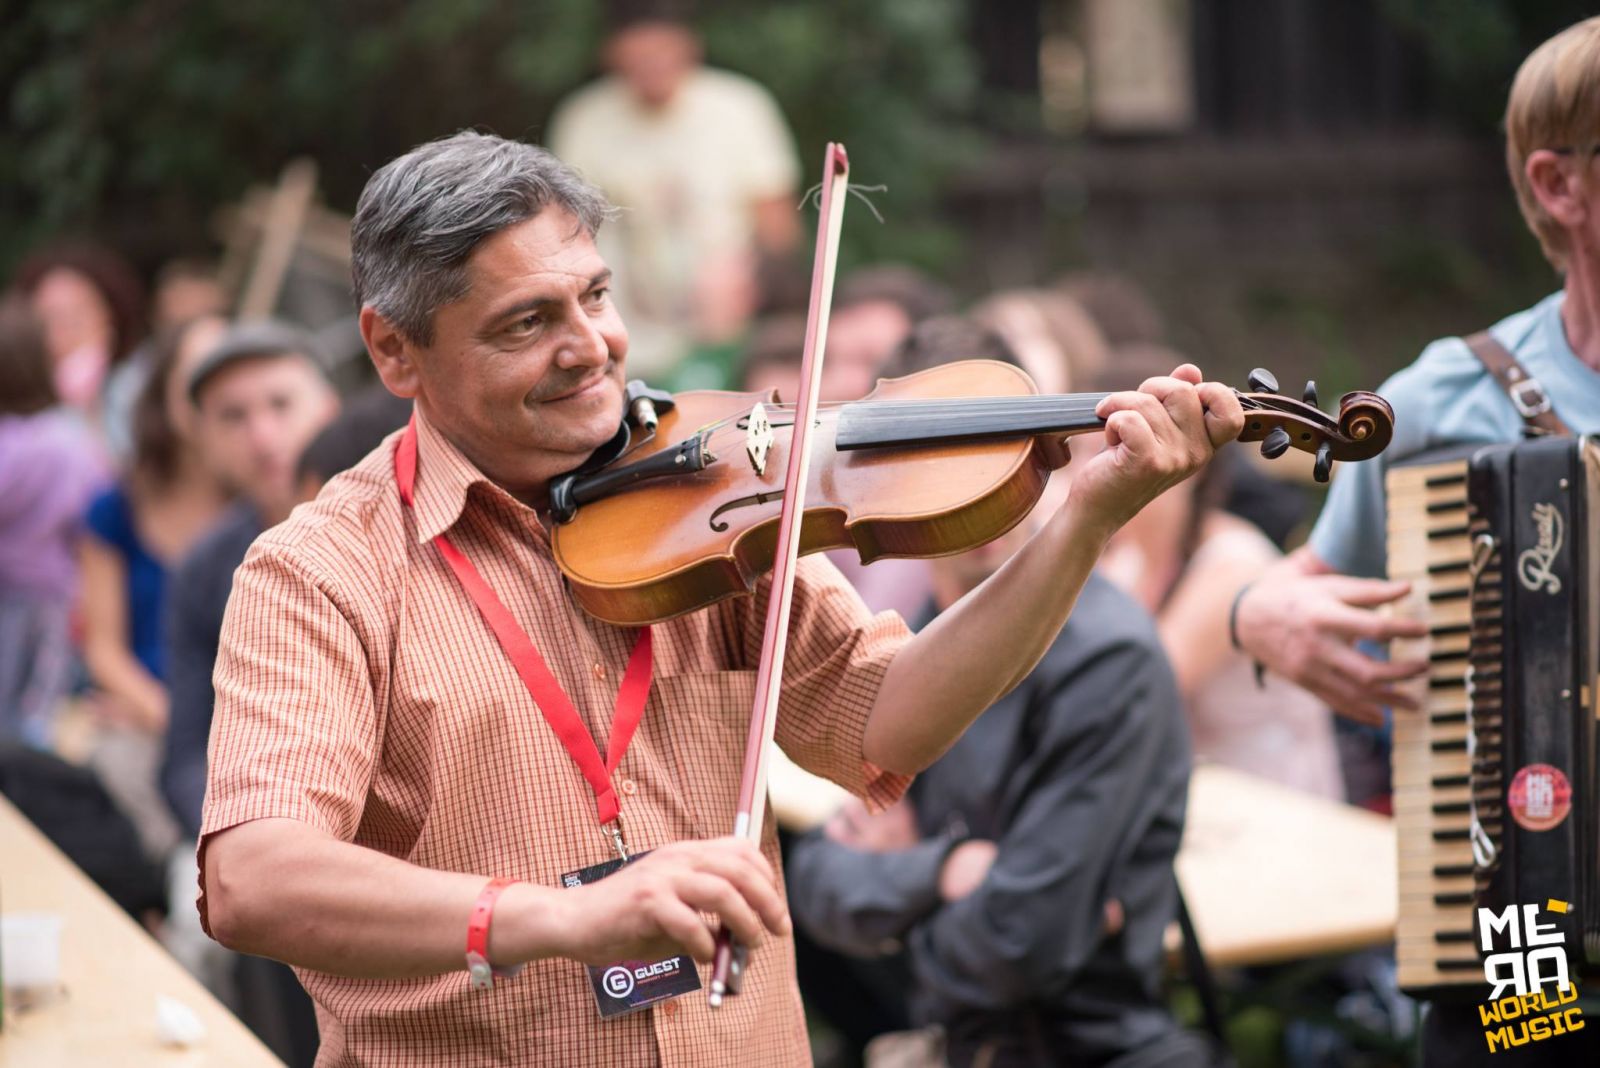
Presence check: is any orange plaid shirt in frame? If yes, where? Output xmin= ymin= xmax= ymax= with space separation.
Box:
xmin=198 ymin=408 xmax=911 ymax=1067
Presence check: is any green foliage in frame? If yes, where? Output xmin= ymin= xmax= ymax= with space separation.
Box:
xmin=1379 ymin=0 xmax=1598 ymax=130
xmin=0 ymin=0 xmax=988 ymax=278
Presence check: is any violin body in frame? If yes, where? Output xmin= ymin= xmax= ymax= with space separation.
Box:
xmin=553 ymin=361 xmax=1058 ymax=626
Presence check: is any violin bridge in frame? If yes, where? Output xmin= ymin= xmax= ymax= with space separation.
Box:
xmin=745 ymin=402 xmax=774 ymax=475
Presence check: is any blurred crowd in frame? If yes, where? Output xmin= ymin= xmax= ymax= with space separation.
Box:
xmin=0 ymin=9 xmax=1392 ymax=1068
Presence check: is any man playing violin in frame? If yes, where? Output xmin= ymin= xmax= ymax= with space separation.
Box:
xmin=197 ymin=130 xmax=1243 ymax=1067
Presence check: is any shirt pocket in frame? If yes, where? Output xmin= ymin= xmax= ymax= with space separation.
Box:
xmin=654 ymin=670 xmax=757 ymax=838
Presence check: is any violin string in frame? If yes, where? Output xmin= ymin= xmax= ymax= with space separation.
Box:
xmin=683 ymin=388 xmax=1328 ymax=457
xmin=692 ymin=398 xmax=1114 ymax=459
xmin=691 ymin=395 xmax=1111 ymax=449
xmin=696 ymin=398 xmax=1109 ymax=448
xmin=676 ymin=384 xmax=1350 ymax=462
xmin=647 ymin=391 xmax=1335 ymax=476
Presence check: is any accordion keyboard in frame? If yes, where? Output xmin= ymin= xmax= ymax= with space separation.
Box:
xmin=1387 ymin=457 xmax=1484 ymax=991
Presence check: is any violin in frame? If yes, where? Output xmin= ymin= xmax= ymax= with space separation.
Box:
xmin=550 ymin=359 xmax=1394 ymax=628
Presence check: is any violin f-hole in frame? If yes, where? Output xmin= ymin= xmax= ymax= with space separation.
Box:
xmin=709 ymin=488 xmax=786 ymax=532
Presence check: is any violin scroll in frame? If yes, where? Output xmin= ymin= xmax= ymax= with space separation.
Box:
xmin=1233 ymin=371 xmax=1394 ymax=482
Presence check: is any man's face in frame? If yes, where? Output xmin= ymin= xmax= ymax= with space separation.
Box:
xmin=606 ymin=22 xmax=699 ymax=109
xmin=194 ymin=354 xmax=336 ymax=514
xmin=822 ymin=300 xmax=913 ymax=401
xmin=385 ymin=209 xmax=628 ymax=499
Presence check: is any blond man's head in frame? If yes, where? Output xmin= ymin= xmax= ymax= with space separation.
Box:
xmin=1506 ymin=16 xmax=1600 ymax=271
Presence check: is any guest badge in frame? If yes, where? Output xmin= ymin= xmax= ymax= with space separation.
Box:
xmin=560 ymin=851 xmax=702 ymax=1018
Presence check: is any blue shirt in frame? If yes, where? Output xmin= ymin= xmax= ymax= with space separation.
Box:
xmin=1309 ymin=292 xmax=1600 ymax=578
xmin=84 ymin=485 xmax=167 ymax=681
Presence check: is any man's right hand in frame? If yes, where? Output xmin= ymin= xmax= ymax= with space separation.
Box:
xmin=543 ymin=838 xmax=790 ymax=966
xmin=1234 ymin=549 xmax=1429 ymax=724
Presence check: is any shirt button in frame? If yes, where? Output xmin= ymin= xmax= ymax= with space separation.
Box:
xmin=661 ymin=1000 xmax=679 ymax=1019
xmin=621 ymin=778 xmax=638 ymax=796
xmin=592 ymin=662 xmax=607 ymax=680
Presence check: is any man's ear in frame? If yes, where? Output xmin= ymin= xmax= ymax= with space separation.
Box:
xmin=361 ymin=306 xmax=421 ymax=399
xmin=1526 ymin=149 xmax=1590 ymax=232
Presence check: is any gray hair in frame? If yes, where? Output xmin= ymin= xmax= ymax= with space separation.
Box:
xmin=350 ymin=131 xmax=614 ymax=344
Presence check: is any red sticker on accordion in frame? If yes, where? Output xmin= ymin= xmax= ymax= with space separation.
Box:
xmin=1506 ymin=764 xmax=1572 ymax=832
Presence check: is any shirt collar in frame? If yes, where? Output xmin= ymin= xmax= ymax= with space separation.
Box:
xmin=407 ymin=408 xmax=499 ymax=544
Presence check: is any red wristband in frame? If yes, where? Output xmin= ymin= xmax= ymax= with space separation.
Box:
xmin=466 ymin=877 xmax=523 ymax=990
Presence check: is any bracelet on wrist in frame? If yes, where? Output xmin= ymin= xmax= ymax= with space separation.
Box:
xmin=466 ymin=877 xmax=526 ymax=990
xmin=1228 ymin=581 xmax=1268 ymax=689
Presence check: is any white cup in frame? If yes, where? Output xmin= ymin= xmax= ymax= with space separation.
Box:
xmin=2 ymin=912 xmax=64 ymax=990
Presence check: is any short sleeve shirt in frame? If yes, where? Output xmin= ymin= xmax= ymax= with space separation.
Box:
xmin=1308 ymin=292 xmax=1600 ymax=578
xmin=198 ymin=408 xmax=911 ymax=1067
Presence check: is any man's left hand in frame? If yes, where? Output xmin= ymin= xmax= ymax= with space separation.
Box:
xmin=1068 ymin=365 xmax=1243 ymax=537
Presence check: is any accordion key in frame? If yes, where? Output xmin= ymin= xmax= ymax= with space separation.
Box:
xmin=1387 ymin=436 xmax=1600 ymax=996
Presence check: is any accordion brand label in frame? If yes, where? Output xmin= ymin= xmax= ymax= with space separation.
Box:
xmin=1506 ymin=764 xmax=1571 ymax=832
xmin=1515 ymin=501 xmax=1563 ymax=594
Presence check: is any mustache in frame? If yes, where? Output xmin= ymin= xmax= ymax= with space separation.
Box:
xmin=529 ymin=361 xmax=614 ymax=402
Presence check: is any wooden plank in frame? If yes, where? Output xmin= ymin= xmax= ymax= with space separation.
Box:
xmin=0 ymin=795 xmax=282 ymax=1067
xmin=1173 ymin=766 xmax=1396 ymax=967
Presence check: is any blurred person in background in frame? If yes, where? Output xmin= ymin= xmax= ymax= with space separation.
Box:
xmin=737 ymin=311 xmax=810 ymax=399
xmin=79 ymin=314 xmax=230 ymax=862
xmin=13 ymin=241 xmax=151 ymax=459
xmin=161 ymin=373 xmax=408 ymax=851
xmin=150 ymin=259 xmax=228 ymax=335
xmin=1054 ymin=271 xmax=1166 ymax=350
xmin=1093 ymin=347 xmax=1342 ymax=800
xmin=548 ymin=0 xmax=801 ymax=387
xmin=788 ymin=324 xmax=1216 ymax=1068
xmin=970 ymin=287 xmax=1109 ymax=396
xmin=292 ymin=382 xmax=414 ymax=502
xmin=738 ymin=265 xmax=952 ymax=403
xmin=822 ymin=265 xmax=952 ymax=402
xmin=162 ymin=354 xmax=405 ymax=1068
xmin=160 ymin=320 xmax=339 ymax=843
xmin=0 ymin=296 xmax=110 ymax=744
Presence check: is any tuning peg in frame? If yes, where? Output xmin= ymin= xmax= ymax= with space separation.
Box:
xmin=1313 ymin=440 xmax=1334 ymax=482
xmin=1259 ymin=426 xmax=1293 ymax=460
xmin=1302 ymin=380 xmax=1318 ymax=407
xmin=1247 ymin=368 xmax=1279 ymax=394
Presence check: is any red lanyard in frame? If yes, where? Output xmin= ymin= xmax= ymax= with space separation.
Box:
xmin=395 ymin=416 xmax=652 ymax=829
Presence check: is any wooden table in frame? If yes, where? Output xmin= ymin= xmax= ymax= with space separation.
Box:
xmin=0 ymin=794 xmax=282 ymax=1067
xmin=770 ymin=755 xmax=1398 ymax=968
xmin=1175 ymin=764 xmax=1396 ymax=967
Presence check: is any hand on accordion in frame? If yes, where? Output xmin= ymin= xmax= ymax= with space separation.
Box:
xmin=1233 ymin=549 xmax=1429 ymax=724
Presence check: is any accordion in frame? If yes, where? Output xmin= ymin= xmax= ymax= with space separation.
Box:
xmin=1387 ymin=435 xmax=1600 ymax=996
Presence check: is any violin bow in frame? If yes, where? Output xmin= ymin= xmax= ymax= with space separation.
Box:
xmin=708 ymin=143 xmax=851 ymax=1008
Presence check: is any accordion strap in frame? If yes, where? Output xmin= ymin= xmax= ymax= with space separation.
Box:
xmin=1462 ymin=330 xmax=1573 ymax=437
